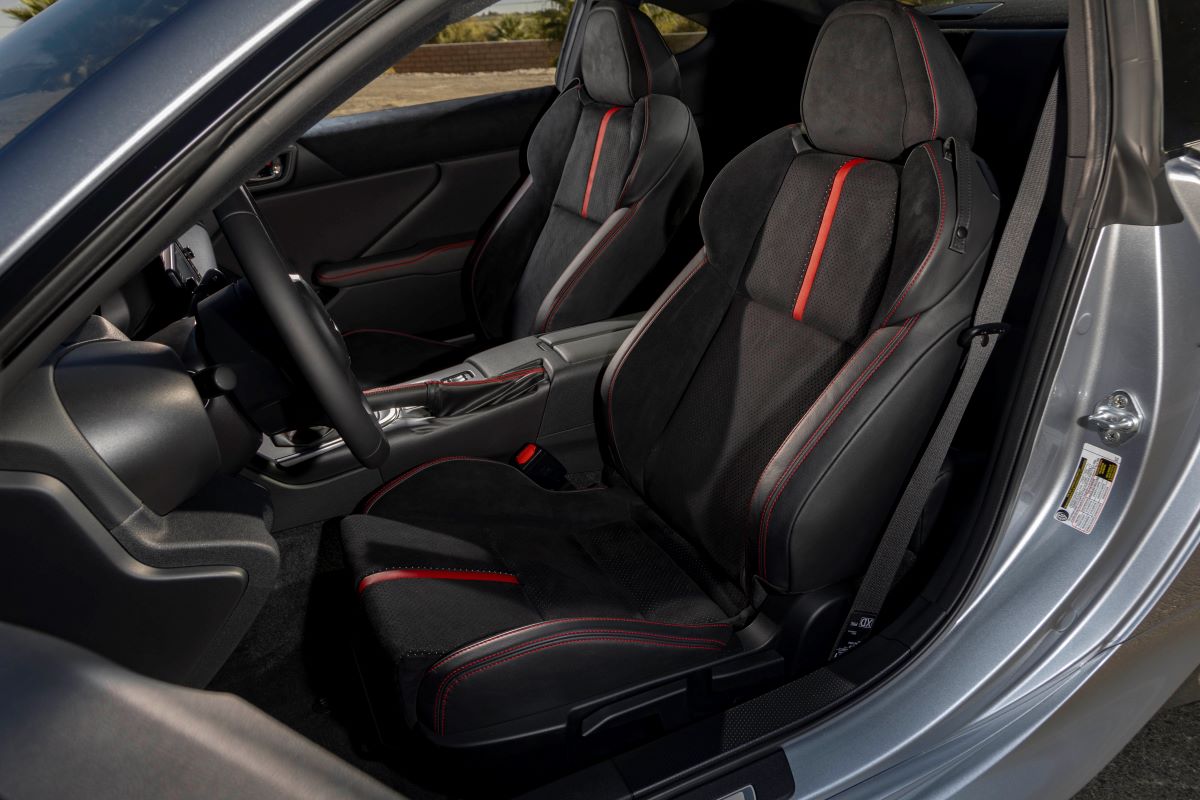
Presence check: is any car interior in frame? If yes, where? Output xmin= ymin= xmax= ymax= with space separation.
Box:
xmin=0 ymin=0 xmax=1078 ymax=796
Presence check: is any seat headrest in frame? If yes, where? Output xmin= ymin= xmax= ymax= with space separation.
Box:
xmin=581 ymin=0 xmax=683 ymax=106
xmin=801 ymin=0 xmax=976 ymax=162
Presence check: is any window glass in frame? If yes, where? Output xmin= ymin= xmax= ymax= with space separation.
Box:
xmin=330 ymin=0 xmax=560 ymax=118
xmin=0 ymin=0 xmax=188 ymax=151
xmin=1160 ymin=0 xmax=1200 ymax=151
xmin=329 ymin=1 xmax=707 ymax=118
xmin=641 ymin=4 xmax=706 ymax=54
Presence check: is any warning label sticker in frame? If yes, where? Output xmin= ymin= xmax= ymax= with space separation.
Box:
xmin=1054 ymin=443 xmax=1121 ymax=535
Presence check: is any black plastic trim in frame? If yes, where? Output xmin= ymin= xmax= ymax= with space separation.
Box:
xmin=54 ymin=340 xmax=223 ymax=515
xmin=0 ymin=472 xmax=248 ymax=685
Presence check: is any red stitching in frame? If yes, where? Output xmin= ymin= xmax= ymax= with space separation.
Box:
xmin=318 ymin=241 xmax=473 ymax=283
xmin=907 ymin=11 xmax=939 ymax=140
xmin=756 ymin=315 xmax=919 ymax=576
xmin=746 ymin=329 xmax=887 ymax=526
xmin=435 ymin=628 xmax=728 ymax=684
xmin=880 ymin=144 xmax=945 ymax=326
xmin=618 ymin=95 xmax=651 ymax=207
xmin=358 ymin=568 xmax=519 ymax=593
xmin=428 ymin=615 xmax=730 ymax=673
xmin=436 ymin=635 xmax=722 ymax=734
xmin=756 ymin=316 xmax=917 ymax=572
xmin=340 ymin=328 xmax=459 ymax=350
xmin=616 ymin=4 xmax=653 ymax=205
xmin=362 ymin=455 xmax=612 ymax=513
xmin=439 ymin=627 xmax=728 ymax=679
xmin=363 ymin=367 xmax=544 ymax=396
xmin=604 ymin=253 xmax=707 ymax=469
xmin=362 ymin=456 xmax=492 ymax=512
xmin=468 ymin=173 xmax=536 ymax=330
xmin=540 ymin=202 xmax=642 ymax=332
xmin=625 ymin=5 xmax=652 ymax=95
xmin=430 ymin=627 xmax=728 ymax=723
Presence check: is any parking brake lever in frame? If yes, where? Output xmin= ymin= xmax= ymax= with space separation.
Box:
xmin=363 ymin=365 xmax=546 ymax=418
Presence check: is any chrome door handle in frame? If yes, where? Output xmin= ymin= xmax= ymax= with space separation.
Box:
xmin=246 ymin=146 xmax=295 ymax=188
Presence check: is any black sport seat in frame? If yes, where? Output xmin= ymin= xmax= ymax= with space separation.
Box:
xmin=346 ymin=1 xmax=703 ymax=387
xmin=341 ymin=0 xmax=999 ymax=746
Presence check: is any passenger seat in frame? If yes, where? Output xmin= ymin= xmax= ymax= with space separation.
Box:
xmin=346 ymin=0 xmax=704 ymax=387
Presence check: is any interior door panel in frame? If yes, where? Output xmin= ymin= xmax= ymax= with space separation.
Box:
xmin=317 ymin=241 xmax=474 ymax=337
xmin=247 ymin=85 xmax=557 ymax=339
xmin=255 ymin=160 xmax=441 ymax=279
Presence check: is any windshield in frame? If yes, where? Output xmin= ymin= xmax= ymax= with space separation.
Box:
xmin=0 ymin=0 xmax=187 ymax=151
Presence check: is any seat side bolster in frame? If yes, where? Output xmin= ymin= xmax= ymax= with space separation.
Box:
xmin=531 ymin=96 xmax=702 ymax=334
xmin=618 ymin=95 xmax=699 ymax=207
xmin=600 ymin=251 xmax=728 ymax=490
xmin=755 ymin=245 xmax=992 ymax=591
xmin=465 ymin=90 xmax=583 ymax=340
xmin=417 ymin=617 xmax=733 ymax=736
xmin=748 ymin=325 xmax=905 ymax=584
xmin=877 ymin=145 xmax=1001 ymax=326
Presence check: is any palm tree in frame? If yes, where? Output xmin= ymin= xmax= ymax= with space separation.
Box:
xmin=490 ymin=14 xmax=525 ymax=42
xmin=533 ymin=0 xmax=574 ymax=43
xmin=3 ymin=0 xmax=55 ymax=22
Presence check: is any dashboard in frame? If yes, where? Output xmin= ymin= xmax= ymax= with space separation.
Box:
xmin=0 ymin=220 xmax=283 ymax=690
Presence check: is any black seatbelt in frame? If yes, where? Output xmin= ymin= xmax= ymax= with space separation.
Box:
xmin=831 ymin=71 xmax=1062 ymax=660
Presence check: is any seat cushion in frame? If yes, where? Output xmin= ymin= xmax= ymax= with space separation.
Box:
xmin=341 ymin=458 xmax=745 ymax=735
xmin=341 ymin=329 xmax=466 ymax=388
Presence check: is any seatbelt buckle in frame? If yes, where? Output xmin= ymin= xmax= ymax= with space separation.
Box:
xmin=511 ymin=443 xmax=568 ymax=490
xmin=829 ymin=610 xmax=878 ymax=661
xmin=958 ymin=322 xmax=1011 ymax=348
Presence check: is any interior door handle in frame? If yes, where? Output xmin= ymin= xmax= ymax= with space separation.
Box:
xmin=246 ymin=146 xmax=296 ymax=189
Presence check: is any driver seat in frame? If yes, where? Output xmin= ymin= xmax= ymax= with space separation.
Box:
xmin=341 ymin=0 xmax=998 ymax=748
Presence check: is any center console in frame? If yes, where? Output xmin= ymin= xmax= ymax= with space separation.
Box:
xmin=252 ymin=316 xmax=638 ymax=529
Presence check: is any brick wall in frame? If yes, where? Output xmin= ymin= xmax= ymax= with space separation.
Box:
xmin=393 ymin=39 xmax=559 ymax=74
xmin=392 ymin=32 xmax=705 ymax=75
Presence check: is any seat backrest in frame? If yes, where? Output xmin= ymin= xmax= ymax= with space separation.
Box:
xmin=464 ymin=0 xmax=703 ymax=341
xmin=602 ymin=0 xmax=1001 ymax=594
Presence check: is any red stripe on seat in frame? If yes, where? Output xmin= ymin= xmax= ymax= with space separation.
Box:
xmin=792 ymin=157 xmax=868 ymax=321
xmin=582 ymin=106 xmax=622 ymax=217
xmin=358 ymin=569 xmax=519 ymax=593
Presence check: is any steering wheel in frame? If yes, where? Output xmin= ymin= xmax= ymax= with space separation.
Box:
xmin=214 ymin=187 xmax=389 ymax=469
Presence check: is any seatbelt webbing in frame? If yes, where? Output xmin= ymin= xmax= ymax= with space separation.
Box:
xmin=831 ymin=71 xmax=1061 ymax=660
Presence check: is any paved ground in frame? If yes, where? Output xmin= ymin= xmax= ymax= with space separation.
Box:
xmin=329 ymin=69 xmax=555 ymax=116
xmin=1075 ymin=701 xmax=1200 ymax=798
